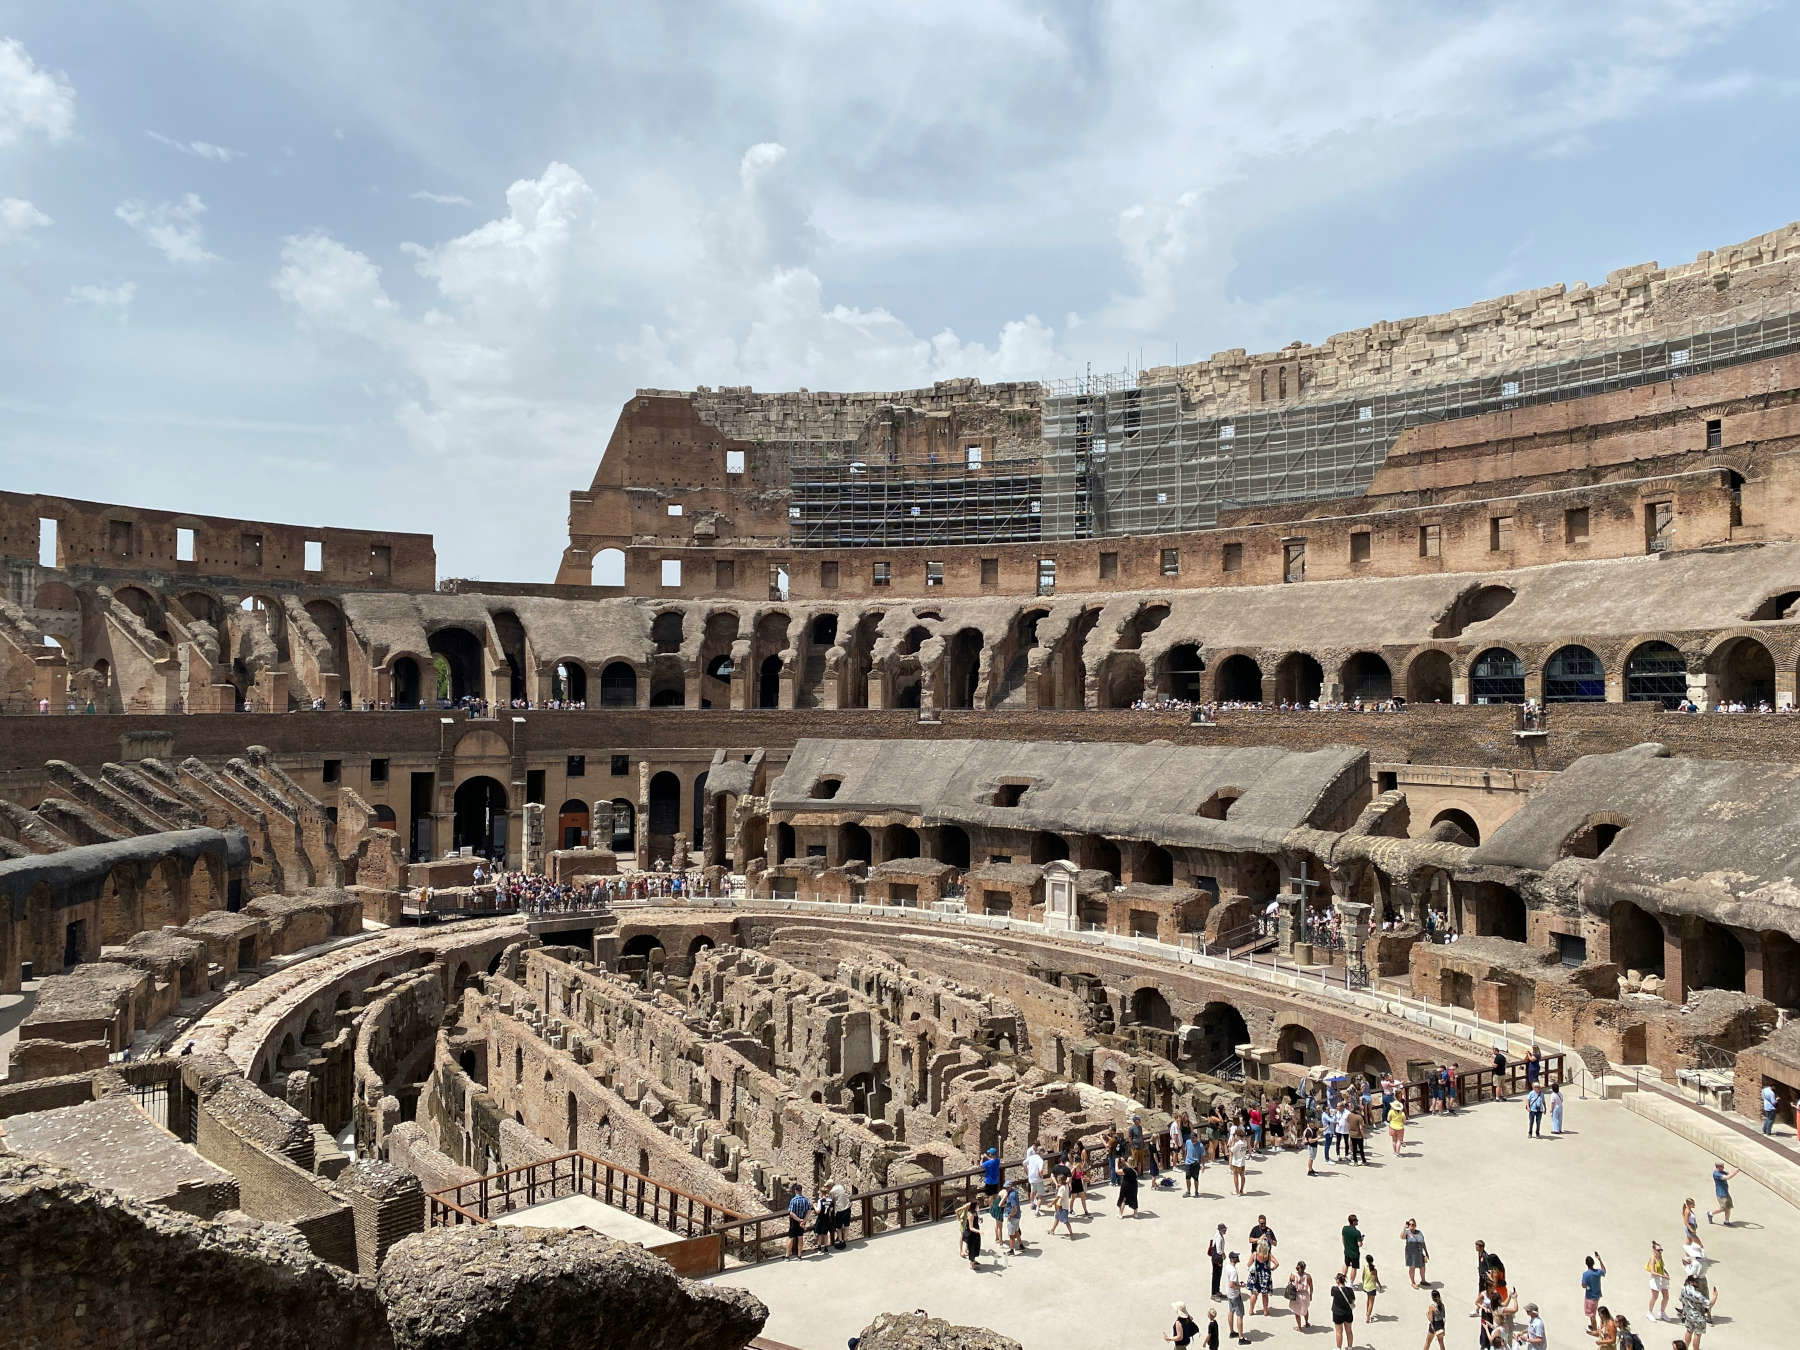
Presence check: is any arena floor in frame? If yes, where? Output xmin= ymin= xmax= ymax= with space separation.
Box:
xmin=714 ymin=1092 xmax=1782 ymax=1349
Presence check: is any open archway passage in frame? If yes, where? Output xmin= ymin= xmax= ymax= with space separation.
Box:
xmin=391 ymin=658 xmax=422 ymax=708
xmin=1277 ymin=1024 xmax=1320 ymax=1066
xmin=1341 ymin=652 xmax=1392 ymax=702
xmin=600 ymin=662 xmax=638 ymax=707
xmin=1216 ymin=654 xmax=1262 ymax=702
xmin=1166 ymin=644 xmax=1204 ymax=702
xmin=429 ymin=628 xmax=485 ymax=702
xmin=1130 ymin=986 xmax=1174 ymax=1031
xmin=1193 ymin=1002 xmax=1249 ymax=1072
xmin=453 ymin=777 xmax=508 ymax=859
xmin=1625 ymin=642 xmax=1688 ymax=706
xmin=1713 ymin=638 xmax=1775 ymax=707
xmin=1407 ymin=650 xmax=1452 ymax=703
xmin=556 ymin=799 xmax=589 ymax=850
xmin=1470 ymin=648 xmax=1525 ymax=704
xmin=1543 ymin=645 xmax=1605 ymax=702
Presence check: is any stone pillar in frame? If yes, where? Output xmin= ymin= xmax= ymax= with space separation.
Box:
xmin=1743 ymin=930 xmax=1766 ymax=1001
xmin=521 ymin=802 xmax=545 ymax=875
xmin=1686 ymin=671 xmax=1712 ymax=711
xmin=1277 ymin=892 xmax=1304 ymax=954
xmin=1662 ymin=915 xmax=1692 ymax=1003
xmin=1335 ymin=898 xmax=1372 ymax=971
xmin=1777 ymin=670 xmax=1798 ymax=712
xmin=1452 ymin=671 xmax=1471 ymax=705
xmin=1042 ymin=861 xmax=1078 ymax=932
xmin=591 ymin=799 xmax=615 ymax=853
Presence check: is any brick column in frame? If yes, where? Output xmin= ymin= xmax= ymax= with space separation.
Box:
xmin=1662 ymin=915 xmax=1693 ymax=1003
xmin=1743 ymin=929 xmax=1766 ymax=1001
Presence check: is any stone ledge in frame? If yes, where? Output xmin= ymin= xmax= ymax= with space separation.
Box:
xmin=1625 ymin=1088 xmax=1800 ymax=1211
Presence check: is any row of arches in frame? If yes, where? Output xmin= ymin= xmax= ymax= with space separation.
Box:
xmin=447 ymin=771 xmax=710 ymax=858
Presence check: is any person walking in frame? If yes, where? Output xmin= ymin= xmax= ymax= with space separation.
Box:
xmin=1402 ymin=1219 xmax=1429 ymax=1288
xmin=1549 ymin=1082 xmax=1566 ymax=1135
xmin=1070 ymin=1156 xmax=1090 ymax=1216
xmin=1227 ymin=1127 xmax=1249 ymax=1195
xmin=1526 ymin=1084 xmax=1546 ymax=1138
xmin=1341 ymin=1213 xmax=1364 ymax=1278
xmin=1116 ymin=1155 xmax=1140 ymax=1218
xmin=1303 ymin=1118 xmax=1321 ymax=1175
xmin=1361 ymin=1255 xmax=1384 ymax=1324
xmin=1582 ymin=1253 xmax=1608 ymax=1332
xmin=1388 ymin=1096 xmax=1407 ymax=1154
xmin=1681 ymin=1197 xmax=1700 ymax=1246
xmin=1166 ymin=1302 xmax=1200 ymax=1348
xmin=1329 ymin=1273 xmax=1356 ymax=1349
xmin=1184 ymin=1127 xmax=1206 ymax=1196
xmin=1678 ymin=1273 xmax=1719 ymax=1348
xmin=1706 ymin=1163 xmax=1739 ymax=1225
xmin=1024 ymin=1143 xmax=1047 ymax=1214
xmin=1422 ymin=1289 xmax=1446 ymax=1350
xmin=1000 ymin=1181 xmax=1024 ymax=1254
xmin=1224 ymin=1252 xmax=1248 ymax=1345
xmin=1645 ymin=1240 xmax=1671 ymax=1322
xmin=958 ymin=1196 xmax=983 ymax=1270
xmin=1047 ymin=1175 xmax=1073 ymax=1238
xmin=1346 ymin=1104 xmax=1368 ymax=1165
xmin=1209 ymin=1224 xmax=1229 ymax=1301
xmin=1289 ymin=1260 xmax=1314 ymax=1331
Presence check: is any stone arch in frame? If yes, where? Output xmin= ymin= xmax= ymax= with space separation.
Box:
xmin=1030 ymin=831 xmax=1069 ymax=864
xmin=599 ymin=661 xmax=638 ymax=707
xmin=1708 ymin=634 xmax=1775 ymax=706
xmin=1406 ymin=648 xmax=1453 ymax=703
xmin=1116 ymin=602 xmax=1170 ymax=650
xmin=1097 ymin=651 xmax=1146 ymax=708
xmin=652 ymin=610 xmax=685 ymax=653
xmin=1339 ymin=651 xmax=1392 ymax=702
xmin=1464 ymin=880 xmax=1526 ymax=940
xmin=1273 ymin=652 xmax=1323 ymax=704
xmin=648 ymin=772 xmax=682 ymax=859
xmin=1345 ymin=1045 xmax=1390 ymax=1080
xmin=1053 ymin=609 xmax=1104 ymax=708
xmin=648 ymin=655 xmax=685 ymax=706
xmin=841 ymin=822 xmax=872 ymax=864
xmin=1214 ymin=653 xmax=1263 ymax=703
xmin=390 ymin=655 xmax=424 ymax=708
xmin=1130 ymin=985 xmax=1175 ymax=1031
xmin=1276 ymin=1023 xmax=1320 ymax=1066
xmin=1138 ymin=843 xmax=1174 ymax=885
xmin=1468 ymin=647 xmax=1525 ymax=704
xmin=608 ymin=799 xmax=636 ymax=851
xmin=937 ymin=825 xmax=971 ymax=869
xmin=551 ymin=660 xmax=588 ymax=704
xmin=1543 ymin=643 xmax=1605 ymax=702
xmin=427 ymin=627 xmax=485 ymax=702
xmin=1161 ymin=642 xmax=1205 ymax=702
xmin=556 ymin=799 xmax=590 ymax=850
xmin=591 ymin=548 xmax=625 ymax=587
xmin=942 ymin=628 xmax=983 ymax=709
xmin=1431 ymin=584 xmax=1515 ymax=638
xmin=1608 ymin=900 xmax=1663 ymax=977
xmin=1623 ymin=640 xmax=1689 ymax=706
xmin=881 ymin=824 xmax=921 ymax=860
xmin=1428 ymin=808 xmax=1480 ymax=846
xmin=1194 ymin=1001 xmax=1248 ymax=1069
xmin=1690 ymin=919 xmax=1745 ymax=992
xmin=452 ymin=776 xmax=508 ymax=857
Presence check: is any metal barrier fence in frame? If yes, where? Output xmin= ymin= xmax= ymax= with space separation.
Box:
xmin=426 ymin=1150 xmax=749 ymax=1237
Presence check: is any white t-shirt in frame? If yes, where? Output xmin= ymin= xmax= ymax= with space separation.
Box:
xmin=1224 ymin=1263 xmax=1243 ymax=1297
xmin=1025 ymin=1152 xmax=1045 ymax=1184
xmin=1228 ymin=1138 xmax=1249 ymax=1167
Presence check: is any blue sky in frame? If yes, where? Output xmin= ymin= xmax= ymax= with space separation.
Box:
xmin=3 ymin=1 xmax=1799 ymax=581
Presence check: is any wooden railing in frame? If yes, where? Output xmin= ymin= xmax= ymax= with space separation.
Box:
xmin=426 ymin=1150 xmax=750 ymax=1238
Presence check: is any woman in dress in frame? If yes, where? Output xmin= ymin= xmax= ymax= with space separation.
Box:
xmin=958 ymin=1197 xmax=983 ymax=1270
xmin=1361 ymin=1255 xmax=1384 ymax=1323
xmin=1116 ymin=1156 xmax=1140 ymax=1218
xmin=1401 ymin=1218 xmax=1429 ymax=1287
xmin=1247 ymin=1239 xmax=1279 ymax=1316
xmin=1069 ymin=1156 xmax=1090 ymax=1216
xmin=1548 ymin=1083 xmax=1565 ymax=1134
xmin=1678 ymin=1273 xmax=1719 ymax=1348
xmin=1289 ymin=1259 xmax=1314 ymax=1330
xmin=1421 ymin=1289 xmax=1445 ymax=1350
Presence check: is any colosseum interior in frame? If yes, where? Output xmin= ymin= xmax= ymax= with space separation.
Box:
xmin=7 ymin=223 xmax=1800 ymax=1349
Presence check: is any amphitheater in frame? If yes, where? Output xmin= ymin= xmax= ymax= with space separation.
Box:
xmin=7 ymin=224 xmax=1800 ymax=1349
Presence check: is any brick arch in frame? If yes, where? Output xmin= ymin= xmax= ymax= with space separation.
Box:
xmin=1603 ymin=631 xmax=1703 ymax=680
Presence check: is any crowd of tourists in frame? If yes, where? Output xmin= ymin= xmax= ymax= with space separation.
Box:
xmin=920 ymin=1055 xmax=1731 ymax=1350
xmin=1130 ymin=699 xmax=1411 ymax=717
xmin=474 ymin=866 xmax=715 ymax=913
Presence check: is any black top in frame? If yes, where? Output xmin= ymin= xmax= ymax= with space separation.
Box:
xmin=1330 ymin=1286 xmax=1356 ymax=1322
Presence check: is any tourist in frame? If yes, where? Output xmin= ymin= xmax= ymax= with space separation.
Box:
xmin=1128 ymin=1114 xmax=1148 ymax=1174
xmin=1208 ymin=1224 xmax=1229 ymax=1300
xmin=1001 ymin=1181 xmax=1023 ymax=1254
xmin=1677 ymin=1273 xmax=1719 ymax=1348
xmin=1706 ymin=1162 xmax=1739 ymax=1225
xmin=1550 ymin=1082 xmax=1566 ymax=1134
xmin=1402 ymin=1218 xmax=1429 ymax=1287
xmin=1341 ymin=1213 xmax=1364 ymax=1278
xmin=1115 ymin=1154 xmax=1140 ymax=1217
xmin=1224 ymin=1251 xmax=1248 ymax=1345
xmin=1477 ymin=1289 xmax=1500 ymax=1349
xmin=1183 ymin=1126 xmax=1205 ymax=1196
xmin=1329 ymin=1272 xmax=1356 ymax=1349
xmin=1248 ymin=1240 xmax=1278 ymax=1317
xmin=811 ymin=1185 xmax=837 ymax=1254
xmin=1473 ymin=1239 xmax=1499 ymax=1305
xmin=1166 ymin=1301 xmax=1200 ymax=1348
xmin=1613 ymin=1314 xmax=1643 ymax=1350
xmin=1069 ymin=1154 xmax=1090 ymax=1216
xmin=1593 ymin=1305 xmax=1618 ymax=1350
xmin=1302 ymin=1118 xmax=1321 ymax=1175
xmin=1335 ymin=1101 xmax=1354 ymax=1161
xmin=1361 ymin=1255 xmax=1384 ymax=1323
xmin=1226 ymin=1125 xmax=1249 ymax=1195
xmin=1428 ymin=1063 xmax=1446 ymax=1114
xmin=785 ymin=1183 xmax=811 ymax=1259
xmin=1048 ymin=1175 xmax=1074 ymax=1238
xmin=1024 ymin=1143 xmax=1047 ymax=1214
xmin=979 ymin=1147 xmax=1002 ymax=1206
xmin=1492 ymin=1046 xmax=1509 ymax=1100
xmin=1248 ymin=1214 xmax=1276 ymax=1252
xmin=1681 ymin=1197 xmax=1700 ymax=1247
xmin=1289 ymin=1259 xmax=1314 ymax=1329
xmin=1346 ymin=1102 xmax=1368 ymax=1165
xmin=1423 ymin=1289 xmax=1447 ymax=1350
xmin=987 ymin=1181 xmax=1006 ymax=1245
xmin=830 ymin=1179 xmax=851 ymax=1250
xmin=959 ymin=1197 xmax=983 ymax=1270
xmin=1646 ymin=1240 xmax=1671 ymax=1322
xmin=1527 ymin=1083 xmax=1546 ymax=1137
xmin=1525 ymin=1044 xmax=1542 ymax=1090
xmin=1582 ymin=1253 xmax=1608 ymax=1331
xmin=1522 ymin=1302 xmax=1547 ymax=1349
xmin=1761 ymin=1081 xmax=1779 ymax=1134
xmin=1387 ymin=1095 xmax=1407 ymax=1153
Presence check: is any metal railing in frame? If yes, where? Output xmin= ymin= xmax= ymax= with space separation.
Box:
xmin=426 ymin=1150 xmax=750 ymax=1237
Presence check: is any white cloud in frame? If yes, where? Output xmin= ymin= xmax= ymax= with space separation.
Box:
xmin=0 ymin=196 xmax=51 ymax=243
xmin=66 ymin=281 xmax=136 ymax=319
xmin=411 ymin=189 xmax=472 ymax=206
xmin=147 ymin=130 xmax=243 ymax=162
xmin=115 ymin=193 xmax=218 ymax=263
xmin=0 ymin=37 xmax=75 ymax=146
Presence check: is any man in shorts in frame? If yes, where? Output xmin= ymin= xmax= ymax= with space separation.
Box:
xmin=1183 ymin=1129 xmax=1205 ymax=1196
xmin=1707 ymin=1162 xmax=1740 ymax=1225
xmin=784 ymin=1183 xmax=812 ymax=1260
xmin=1224 ymin=1251 xmax=1247 ymax=1345
xmin=1579 ymin=1252 xmax=1606 ymax=1331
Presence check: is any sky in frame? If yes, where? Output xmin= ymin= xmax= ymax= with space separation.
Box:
xmin=3 ymin=1 xmax=1800 ymax=582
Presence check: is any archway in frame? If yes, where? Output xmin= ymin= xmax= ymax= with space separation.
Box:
xmin=1466 ymin=881 xmax=1526 ymax=941
xmin=621 ymin=934 xmax=665 ymax=963
xmin=552 ymin=661 xmax=587 ymax=704
xmin=773 ymin=822 xmax=795 ymax=864
xmin=1690 ymin=920 xmax=1745 ymax=992
xmin=1340 ymin=652 xmax=1392 ymax=702
xmin=391 ymin=657 xmax=423 ymax=709
xmin=1165 ymin=643 xmax=1205 ymax=702
xmin=653 ymin=611 xmax=685 ymax=653
xmin=1195 ymin=1002 xmax=1249 ymax=1070
xmin=556 ymin=799 xmax=590 ymax=850
xmin=841 ymin=823 xmax=872 ymax=864
xmin=452 ymin=777 xmax=508 ymax=858
xmin=943 ymin=628 xmax=983 ymax=709
xmin=608 ymin=799 xmax=635 ymax=851
xmin=1711 ymin=636 xmax=1775 ymax=706
xmin=1216 ymin=654 xmax=1263 ymax=703
xmin=1098 ymin=652 xmax=1145 ymax=708
xmin=1469 ymin=648 xmax=1525 ymax=704
xmin=1543 ymin=644 xmax=1605 ymax=702
xmin=1130 ymin=986 xmax=1175 ymax=1031
xmin=691 ymin=772 xmax=708 ymax=853
xmin=599 ymin=662 xmax=638 ymax=707
xmin=648 ymin=772 xmax=682 ymax=860
xmin=1138 ymin=843 xmax=1173 ymax=886
xmin=1346 ymin=1045 xmax=1391 ymax=1081
xmin=1406 ymin=649 xmax=1453 ymax=703
xmin=1609 ymin=900 xmax=1663 ymax=977
xmin=938 ymin=825 xmax=971 ymax=870
xmin=758 ymin=654 xmax=783 ymax=708
xmin=591 ymin=548 xmax=625 ymax=586
xmin=1429 ymin=808 xmax=1480 ymax=846
xmin=1624 ymin=641 xmax=1688 ymax=706
xmin=1274 ymin=652 xmax=1323 ymax=705
xmin=428 ymin=627 xmax=485 ymax=702
xmin=1277 ymin=1023 xmax=1320 ymax=1067
xmin=1030 ymin=831 xmax=1069 ymax=864
xmin=881 ymin=824 xmax=921 ymax=860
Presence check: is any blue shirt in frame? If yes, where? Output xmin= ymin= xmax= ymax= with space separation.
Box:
xmin=788 ymin=1193 xmax=811 ymax=1220
xmin=982 ymin=1156 xmax=1002 ymax=1186
xmin=1185 ymin=1138 xmax=1204 ymax=1164
xmin=1713 ymin=1167 xmax=1730 ymax=1197
xmin=1581 ymin=1267 xmax=1603 ymax=1298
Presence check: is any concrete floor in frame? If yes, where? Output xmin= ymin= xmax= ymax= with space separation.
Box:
xmin=713 ymin=1093 xmax=1784 ymax=1350
xmin=493 ymin=1193 xmax=679 ymax=1247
